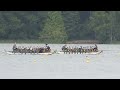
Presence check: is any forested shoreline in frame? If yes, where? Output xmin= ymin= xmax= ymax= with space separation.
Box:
xmin=0 ymin=11 xmax=120 ymax=44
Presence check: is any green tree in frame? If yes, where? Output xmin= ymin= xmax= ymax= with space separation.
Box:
xmin=88 ymin=11 xmax=112 ymax=43
xmin=0 ymin=12 xmax=7 ymax=39
xmin=111 ymin=11 xmax=120 ymax=42
xmin=62 ymin=11 xmax=81 ymax=40
xmin=39 ymin=11 xmax=68 ymax=43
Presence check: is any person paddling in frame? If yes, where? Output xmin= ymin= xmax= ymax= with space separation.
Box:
xmin=62 ymin=45 xmax=67 ymax=54
xmin=45 ymin=44 xmax=50 ymax=52
xmin=94 ymin=44 xmax=98 ymax=52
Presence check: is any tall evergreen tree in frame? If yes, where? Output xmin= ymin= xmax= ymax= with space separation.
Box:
xmin=88 ymin=11 xmax=112 ymax=43
xmin=62 ymin=11 xmax=81 ymax=40
xmin=39 ymin=11 xmax=68 ymax=43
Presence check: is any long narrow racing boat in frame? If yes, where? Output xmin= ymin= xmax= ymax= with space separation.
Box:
xmin=5 ymin=51 xmax=53 ymax=55
xmin=4 ymin=50 xmax=103 ymax=55
xmin=55 ymin=50 xmax=103 ymax=55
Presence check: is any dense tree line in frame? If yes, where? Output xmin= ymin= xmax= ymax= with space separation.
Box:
xmin=0 ymin=11 xmax=120 ymax=43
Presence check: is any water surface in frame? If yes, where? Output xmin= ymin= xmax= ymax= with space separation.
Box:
xmin=0 ymin=44 xmax=120 ymax=79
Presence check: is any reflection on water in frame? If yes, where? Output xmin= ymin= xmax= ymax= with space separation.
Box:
xmin=0 ymin=44 xmax=120 ymax=79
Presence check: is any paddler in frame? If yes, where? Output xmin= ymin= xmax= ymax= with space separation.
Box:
xmin=94 ymin=44 xmax=98 ymax=52
xmin=45 ymin=44 xmax=50 ymax=52
xmin=62 ymin=44 xmax=67 ymax=54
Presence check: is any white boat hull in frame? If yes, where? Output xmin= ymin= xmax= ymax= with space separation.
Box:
xmin=4 ymin=50 xmax=103 ymax=55
xmin=6 ymin=51 xmax=53 ymax=55
xmin=56 ymin=50 xmax=103 ymax=55
xmin=85 ymin=50 xmax=103 ymax=55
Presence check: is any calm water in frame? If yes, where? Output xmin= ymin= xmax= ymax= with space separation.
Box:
xmin=0 ymin=44 xmax=120 ymax=79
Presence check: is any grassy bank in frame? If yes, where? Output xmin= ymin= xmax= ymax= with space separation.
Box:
xmin=0 ymin=39 xmax=120 ymax=44
xmin=111 ymin=41 xmax=120 ymax=44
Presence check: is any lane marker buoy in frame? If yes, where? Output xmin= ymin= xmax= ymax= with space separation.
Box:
xmin=33 ymin=60 xmax=37 ymax=63
xmin=86 ymin=56 xmax=90 ymax=63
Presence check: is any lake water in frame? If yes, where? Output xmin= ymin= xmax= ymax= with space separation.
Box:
xmin=0 ymin=44 xmax=120 ymax=79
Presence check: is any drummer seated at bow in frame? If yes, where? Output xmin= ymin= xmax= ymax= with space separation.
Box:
xmin=12 ymin=42 xmax=18 ymax=53
xmin=13 ymin=42 xmax=17 ymax=49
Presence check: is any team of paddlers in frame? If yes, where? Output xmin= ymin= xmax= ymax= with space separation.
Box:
xmin=12 ymin=42 xmax=98 ymax=54
xmin=61 ymin=44 xmax=98 ymax=54
xmin=12 ymin=43 xmax=51 ymax=54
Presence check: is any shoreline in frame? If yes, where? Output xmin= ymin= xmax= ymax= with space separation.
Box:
xmin=0 ymin=40 xmax=120 ymax=44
